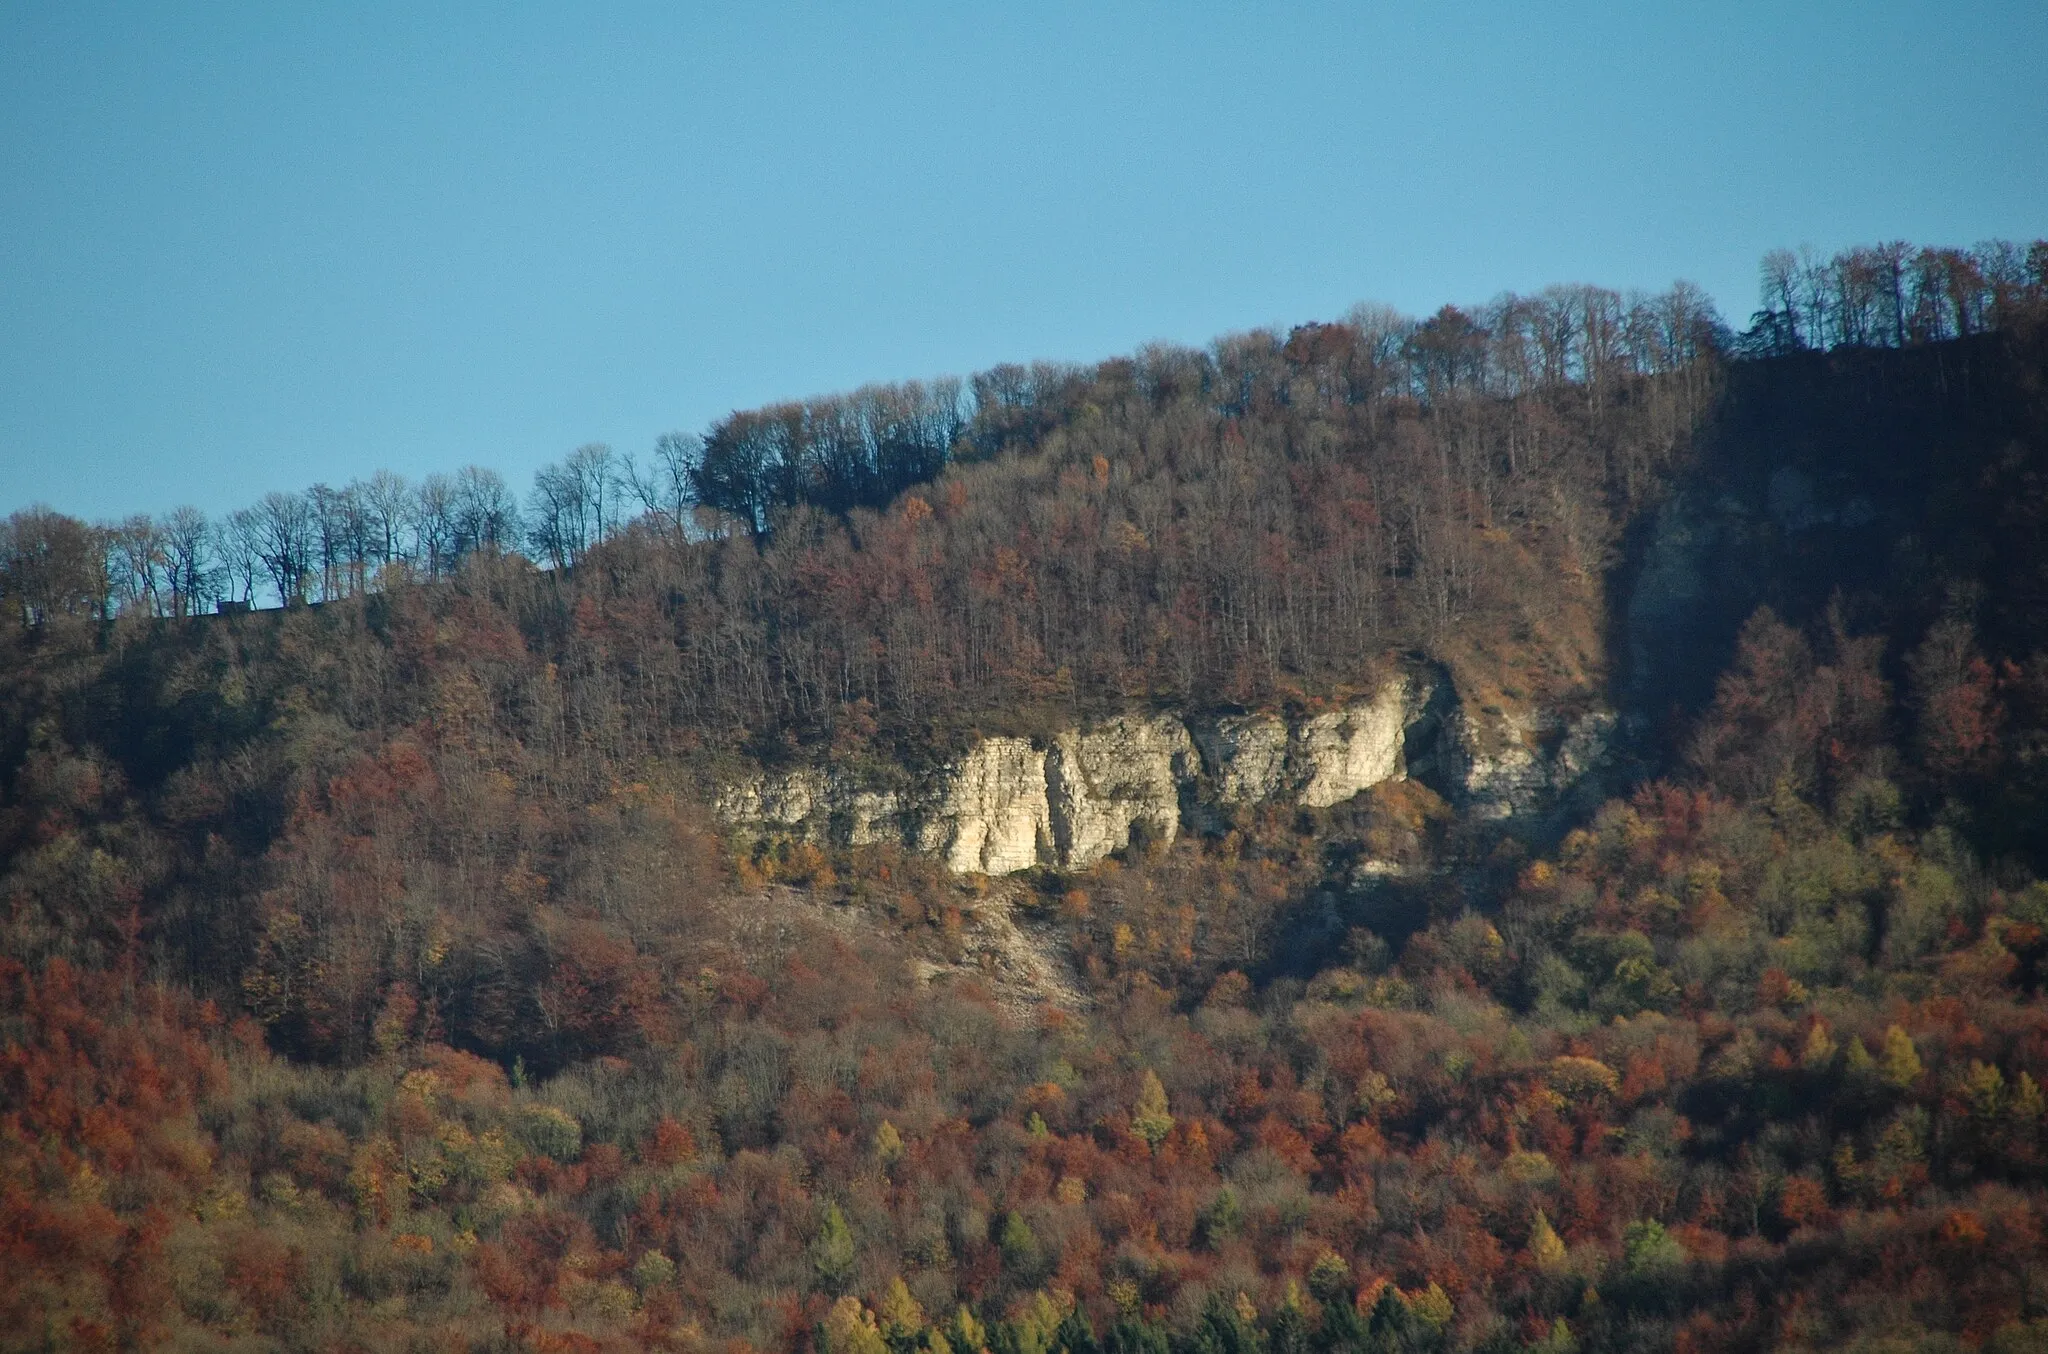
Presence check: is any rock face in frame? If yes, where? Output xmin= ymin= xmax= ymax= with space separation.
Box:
xmin=1188 ymin=713 xmax=1290 ymax=803
xmin=1293 ymin=681 xmax=1412 ymax=808
xmin=716 ymin=671 xmax=1617 ymax=874
xmin=917 ymin=737 xmax=1051 ymax=875
xmin=1439 ymin=706 xmax=1618 ymax=822
xmin=715 ymin=769 xmax=827 ymax=828
xmin=1046 ymin=714 xmax=1194 ymax=869
xmin=717 ymin=772 xmax=903 ymax=846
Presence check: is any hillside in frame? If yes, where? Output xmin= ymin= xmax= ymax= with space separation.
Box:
xmin=5 ymin=243 xmax=2048 ymax=1351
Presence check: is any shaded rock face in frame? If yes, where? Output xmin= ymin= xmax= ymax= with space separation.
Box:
xmin=1187 ymin=713 xmax=1289 ymax=804
xmin=718 ymin=672 xmax=1617 ymax=874
xmin=715 ymin=769 xmax=827 ymax=827
xmin=717 ymin=773 xmax=903 ymax=846
xmin=1435 ymin=706 xmax=1618 ymax=823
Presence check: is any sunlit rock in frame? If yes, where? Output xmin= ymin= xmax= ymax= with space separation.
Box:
xmin=915 ymin=737 xmax=1050 ymax=875
xmin=1046 ymin=713 xmax=1193 ymax=868
xmin=1292 ymin=681 xmax=1412 ymax=808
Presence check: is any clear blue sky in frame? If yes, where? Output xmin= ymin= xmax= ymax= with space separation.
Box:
xmin=4 ymin=1 xmax=2044 ymax=524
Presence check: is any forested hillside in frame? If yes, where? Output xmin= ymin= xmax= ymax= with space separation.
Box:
xmin=4 ymin=241 xmax=2048 ymax=1352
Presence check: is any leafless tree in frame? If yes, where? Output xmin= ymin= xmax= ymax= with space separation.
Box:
xmin=109 ymin=513 xmax=165 ymax=615
xmin=630 ymin=432 xmax=703 ymax=539
xmin=415 ymin=474 xmax=459 ymax=577
xmin=219 ymin=509 xmax=263 ymax=607
xmin=453 ymin=465 xmax=520 ymax=557
xmin=359 ymin=469 xmax=413 ymax=575
xmin=162 ymin=506 xmax=212 ymax=617
xmin=251 ymin=491 xmax=314 ymax=604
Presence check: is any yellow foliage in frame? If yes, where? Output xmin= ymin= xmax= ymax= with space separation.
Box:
xmin=1132 ymin=1069 xmax=1174 ymax=1148
xmin=1881 ymin=1025 xmax=1923 ymax=1090
xmin=821 ymin=1296 xmax=888 ymax=1354
xmin=1530 ymin=1209 xmax=1569 ymax=1271
xmin=1548 ymin=1055 xmax=1621 ymax=1101
xmin=878 ymin=1276 xmax=925 ymax=1335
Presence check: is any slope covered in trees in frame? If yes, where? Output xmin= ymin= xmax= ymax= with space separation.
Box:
xmin=2 ymin=241 xmax=2048 ymax=1351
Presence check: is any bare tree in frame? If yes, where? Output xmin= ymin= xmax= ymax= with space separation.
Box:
xmin=250 ymin=490 xmax=314 ymax=605
xmin=452 ymin=465 xmax=521 ymax=557
xmin=415 ymin=474 xmax=459 ymax=577
xmin=359 ymin=469 xmax=413 ymax=577
xmin=527 ymin=459 xmax=588 ymax=569
xmin=306 ymin=483 xmax=362 ymax=601
xmin=161 ymin=506 xmax=212 ymax=617
xmin=568 ymin=443 xmax=620 ymax=545
xmin=108 ymin=514 xmax=166 ymax=616
xmin=629 ymin=432 xmax=702 ymax=539
xmin=219 ymin=510 xmax=263 ymax=607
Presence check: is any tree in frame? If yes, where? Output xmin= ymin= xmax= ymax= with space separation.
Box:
xmin=161 ymin=506 xmax=212 ymax=617
xmin=821 ymin=1296 xmax=889 ymax=1354
xmin=1910 ymin=614 xmax=2005 ymax=784
xmin=249 ymin=490 xmax=314 ymax=604
xmin=414 ymin=474 xmax=459 ymax=577
xmin=219 ymin=508 xmax=263 ymax=605
xmin=813 ymin=1202 xmax=857 ymax=1293
xmin=1132 ymin=1069 xmax=1174 ymax=1148
xmin=1880 ymin=1026 xmax=1924 ymax=1091
xmin=358 ymin=469 xmax=413 ymax=573
xmin=452 ymin=465 xmax=520 ymax=558
xmin=1 ymin=507 xmax=107 ymax=624
xmin=1622 ymin=1219 xmax=1684 ymax=1274
xmin=568 ymin=442 xmax=621 ymax=545
xmin=108 ymin=513 xmax=165 ymax=615
xmin=1530 ymin=1210 xmax=1568 ymax=1272
xmin=631 ymin=431 xmax=703 ymax=538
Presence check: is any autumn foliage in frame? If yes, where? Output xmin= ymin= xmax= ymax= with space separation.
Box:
xmin=2 ymin=259 xmax=2048 ymax=1349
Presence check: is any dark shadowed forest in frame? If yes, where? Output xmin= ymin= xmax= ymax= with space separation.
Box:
xmin=5 ymin=240 xmax=2048 ymax=1352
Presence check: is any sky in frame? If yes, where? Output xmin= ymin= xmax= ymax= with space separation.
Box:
xmin=3 ymin=1 xmax=2045 ymax=524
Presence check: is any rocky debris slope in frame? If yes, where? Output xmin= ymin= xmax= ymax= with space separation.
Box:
xmin=717 ymin=670 xmax=1617 ymax=874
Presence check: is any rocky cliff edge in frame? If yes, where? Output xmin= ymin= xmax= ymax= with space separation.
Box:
xmin=715 ymin=672 xmax=1616 ymax=874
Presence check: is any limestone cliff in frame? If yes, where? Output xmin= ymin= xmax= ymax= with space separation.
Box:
xmin=915 ymin=737 xmax=1050 ymax=875
xmin=1435 ymin=705 xmax=1618 ymax=823
xmin=1187 ymin=712 xmax=1289 ymax=803
xmin=1046 ymin=714 xmax=1194 ymax=869
xmin=1293 ymin=680 xmax=1413 ymax=808
xmin=717 ymin=671 xmax=1616 ymax=874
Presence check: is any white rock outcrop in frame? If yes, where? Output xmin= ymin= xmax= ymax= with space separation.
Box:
xmin=1046 ymin=714 xmax=1193 ymax=869
xmin=1188 ymin=713 xmax=1290 ymax=803
xmin=915 ymin=737 xmax=1051 ymax=875
xmin=1293 ymin=681 xmax=1412 ymax=808
xmin=838 ymin=789 xmax=905 ymax=847
xmin=715 ymin=768 xmax=828 ymax=827
xmin=712 ymin=671 xmax=1612 ymax=874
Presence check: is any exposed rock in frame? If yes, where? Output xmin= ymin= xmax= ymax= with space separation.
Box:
xmin=1438 ymin=705 xmax=1617 ymax=822
xmin=1293 ymin=681 xmax=1412 ymax=808
xmin=835 ymin=789 xmax=905 ymax=847
xmin=915 ymin=737 xmax=1050 ymax=875
xmin=1188 ymin=712 xmax=1289 ymax=803
xmin=1441 ymin=707 xmax=1545 ymax=820
xmin=1046 ymin=714 xmax=1193 ymax=869
xmin=1625 ymin=491 xmax=1722 ymax=715
xmin=716 ymin=770 xmax=903 ymax=846
xmin=713 ymin=672 xmax=1616 ymax=872
xmin=911 ymin=885 xmax=1086 ymax=1016
xmin=715 ymin=768 xmax=828 ymax=827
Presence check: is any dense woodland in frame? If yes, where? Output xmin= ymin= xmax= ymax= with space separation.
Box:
xmin=4 ymin=240 xmax=2048 ymax=1351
